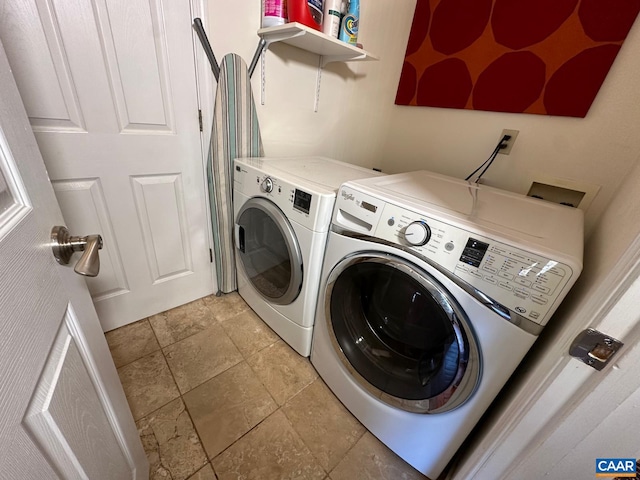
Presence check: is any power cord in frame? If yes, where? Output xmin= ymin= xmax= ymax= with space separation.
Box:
xmin=465 ymin=135 xmax=511 ymax=183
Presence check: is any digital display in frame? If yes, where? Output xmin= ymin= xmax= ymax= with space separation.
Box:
xmin=459 ymin=238 xmax=490 ymax=267
xmin=361 ymin=201 xmax=377 ymax=213
xmin=293 ymin=189 xmax=312 ymax=214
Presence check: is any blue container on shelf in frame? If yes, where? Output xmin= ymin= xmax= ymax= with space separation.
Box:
xmin=339 ymin=0 xmax=359 ymax=45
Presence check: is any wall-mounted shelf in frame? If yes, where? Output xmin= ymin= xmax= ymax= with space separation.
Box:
xmin=258 ymin=22 xmax=378 ymax=67
xmin=256 ymin=22 xmax=379 ymax=111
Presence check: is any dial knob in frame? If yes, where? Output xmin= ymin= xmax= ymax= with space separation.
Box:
xmin=261 ymin=177 xmax=274 ymax=193
xmin=403 ymin=221 xmax=431 ymax=246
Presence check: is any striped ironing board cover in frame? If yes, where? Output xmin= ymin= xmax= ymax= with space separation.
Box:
xmin=207 ymin=53 xmax=263 ymax=294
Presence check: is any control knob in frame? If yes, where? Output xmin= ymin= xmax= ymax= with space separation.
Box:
xmin=261 ymin=177 xmax=274 ymax=193
xmin=403 ymin=221 xmax=431 ymax=246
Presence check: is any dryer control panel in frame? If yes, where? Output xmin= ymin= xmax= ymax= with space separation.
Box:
xmin=234 ymin=161 xmax=337 ymax=233
xmin=333 ymin=186 xmax=576 ymax=327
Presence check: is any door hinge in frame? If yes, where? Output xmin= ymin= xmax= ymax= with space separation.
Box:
xmin=198 ymin=109 xmax=203 ymax=132
xmin=209 ymin=248 xmax=213 ymax=263
xmin=570 ymin=328 xmax=623 ymax=371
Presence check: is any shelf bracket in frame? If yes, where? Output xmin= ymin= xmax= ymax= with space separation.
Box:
xmin=257 ymin=31 xmax=306 ymax=106
xmin=321 ymin=53 xmax=367 ymax=68
xmin=260 ymin=48 xmax=267 ymax=105
xmin=314 ymin=56 xmax=324 ymax=112
xmin=255 ymin=24 xmax=377 ymax=111
xmin=261 ymin=30 xmax=307 ymax=45
xmin=315 ymin=53 xmax=367 ymax=111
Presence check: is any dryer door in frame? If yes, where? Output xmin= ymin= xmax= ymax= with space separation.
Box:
xmin=326 ymin=253 xmax=480 ymax=413
xmin=235 ymin=197 xmax=303 ymax=305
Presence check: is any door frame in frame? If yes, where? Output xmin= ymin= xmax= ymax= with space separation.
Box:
xmin=191 ymin=0 xmax=218 ymax=293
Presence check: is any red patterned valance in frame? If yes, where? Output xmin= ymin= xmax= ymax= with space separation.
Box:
xmin=396 ymin=0 xmax=640 ymax=117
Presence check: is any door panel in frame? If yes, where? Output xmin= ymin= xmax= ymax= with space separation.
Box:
xmin=24 ymin=308 xmax=130 ymax=479
xmin=0 ymin=0 xmax=85 ymax=132
xmin=0 ymin=137 xmax=31 ymax=235
xmin=53 ymin=178 xmax=130 ymax=301
xmin=0 ymin=37 xmax=147 ymax=477
xmin=130 ymin=173 xmax=193 ymax=282
xmin=1 ymin=0 xmax=214 ymax=331
xmin=100 ymin=0 xmax=171 ymax=131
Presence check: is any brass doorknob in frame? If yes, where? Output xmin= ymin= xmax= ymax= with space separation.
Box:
xmin=51 ymin=226 xmax=104 ymax=277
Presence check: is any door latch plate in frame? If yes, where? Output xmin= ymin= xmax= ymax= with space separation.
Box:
xmin=570 ymin=328 xmax=623 ymax=371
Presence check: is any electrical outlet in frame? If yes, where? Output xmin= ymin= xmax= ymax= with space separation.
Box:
xmin=499 ymin=129 xmax=519 ymax=155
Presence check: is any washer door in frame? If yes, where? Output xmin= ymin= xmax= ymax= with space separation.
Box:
xmin=235 ymin=198 xmax=303 ymax=305
xmin=326 ymin=252 xmax=480 ymax=413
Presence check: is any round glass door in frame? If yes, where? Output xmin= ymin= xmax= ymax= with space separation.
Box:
xmin=326 ymin=253 xmax=480 ymax=413
xmin=236 ymin=198 xmax=303 ymax=305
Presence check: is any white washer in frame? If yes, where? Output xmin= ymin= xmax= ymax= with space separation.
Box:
xmin=310 ymin=171 xmax=583 ymax=478
xmin=233 ymin=156 xmax=383 ymax=357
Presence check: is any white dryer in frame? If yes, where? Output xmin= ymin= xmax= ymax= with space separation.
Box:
xmin=310 ymin=171 xmax=583 ymax=478
xmin=233 ymin=156 xmax=383 ymax=357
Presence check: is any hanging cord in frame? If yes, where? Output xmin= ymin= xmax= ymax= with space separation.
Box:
xmin=465 ymin=135 xmax=511 ymax=183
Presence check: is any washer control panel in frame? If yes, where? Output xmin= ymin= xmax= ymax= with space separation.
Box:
xmin=377 ymin=202 xmax=574 ymax=326
xmin=261 ymin=177 xmax=274 ymax=193
xmin=333 ymin=185 xmax=575 ymax=327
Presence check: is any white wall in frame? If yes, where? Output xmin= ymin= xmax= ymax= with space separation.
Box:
xmin=205 ymin=0 xmax=399 ymax=169
xmin=374 ymin=3 xmax=640 ymax=237
xmin=207 ymin=0 xmax=640 ymax=236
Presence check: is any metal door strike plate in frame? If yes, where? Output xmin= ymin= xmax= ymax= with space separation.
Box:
xmin=569 ymin=329 xmax=623 ymax=371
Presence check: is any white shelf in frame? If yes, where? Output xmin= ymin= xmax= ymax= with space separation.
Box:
xmin=258 ymin=22 xmax=378 ymax=66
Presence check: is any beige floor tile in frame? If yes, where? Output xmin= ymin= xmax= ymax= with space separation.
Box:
xmin=283 ymin=379 xmax=366 ymax=471
xmin=329 ymin=432 xmax=426 ymax=480
xmin=187 ymin=464 xmax=217 ymax=480
xmin=137 ymin=398 xmax=208 ymax=480
xmin=164 ymin=323 xmax=243 ymax=394
xmin=149 ymin=299 xmax=216 ymax=347
xmin=202 ymin=292 xmax=250 ymax=322
xmin=246 ymin=340 xmax=318 ymax=406
xmin=212 ymin=410 xmax=325 ymax=480
xmin=106 ymin=319 xmax=160 ymax=368
xmin=220 ymin=309 xmax=279 ymax=358
xmin=183 ymin=362 xmax=277 ymax=459
xmin=117 ymin=350 xmax=180 ymax=420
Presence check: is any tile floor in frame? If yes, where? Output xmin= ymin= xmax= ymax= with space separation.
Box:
xmin=106 ymin=293 xmax=427 ymax=480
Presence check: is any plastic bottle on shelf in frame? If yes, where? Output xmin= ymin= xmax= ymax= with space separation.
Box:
xmin=339 ymin=0 xmax=359 ymax=45
xmin=307 ymin=0 xmax=324 ymax=26
xmin=323 ymin=0 xmax=342 ymax=38
xmin=288 ymin=0 xmax=323 ymax=31
xmin=262 ymin=0 xmax=287 ymax=28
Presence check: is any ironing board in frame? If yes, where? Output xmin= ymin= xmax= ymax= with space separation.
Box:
xmin=207 ymin=53 xmax=264 ymax=294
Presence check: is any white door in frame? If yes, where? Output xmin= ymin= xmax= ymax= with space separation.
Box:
xmin=0 ymin=41 xmax=147 ymax=478
xmin=511 ymin=320 xmax=640 ymax=479
xmin=460 ymin=273 xmax=640 ymax=479
xmin=0 ymin=0 xmax=214 ymax=331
